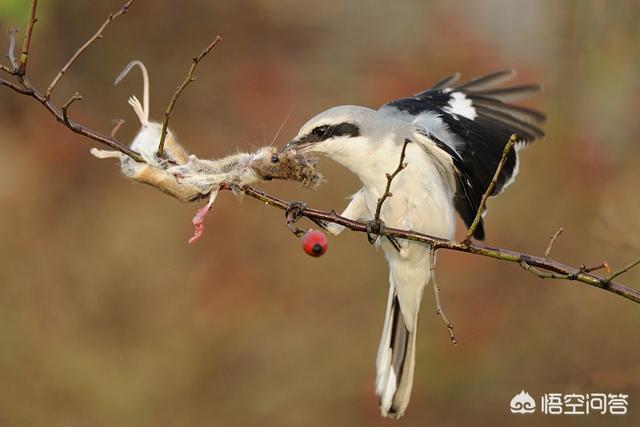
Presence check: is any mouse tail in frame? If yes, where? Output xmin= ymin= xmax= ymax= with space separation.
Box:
xmin=115 ymin=60 xmax=150 ymax=126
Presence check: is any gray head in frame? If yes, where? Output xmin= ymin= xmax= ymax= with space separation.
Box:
xmin=283 ymin=106 xmax=387 ymax=158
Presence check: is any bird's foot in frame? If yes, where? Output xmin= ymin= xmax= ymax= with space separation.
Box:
xmin=366 ymin=218 xmax=402 ymax=251
xmin=285 ymin=201 xmax=307 ymax=236
xmin=366 ymin=218 xmax=384 ymax=244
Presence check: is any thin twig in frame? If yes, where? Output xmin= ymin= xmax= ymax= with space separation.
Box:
xmin=583 ymin=262 xmax=610 ymax=274
xmin=544 ymin=227 xmax=564 ymax=257
xmin=17 ymin=0 xmax=38 ymax=75
xmin=45 ymin=0 xmax=137 ymax=99
xmin=240 ymin=185 xmax=640 ymax=305
xmin=0 ymin=77 xmax=31 ymax=94
xmin=157 ymin=36 xmax=222 ymax=157
xmin=61 ymin=92 xmax=83 ymax=124
xmin=365 ymin=138 xmax=410 ymax=247
xmin=374 ymin=138 xmax=411 ymax=221
xmin=464 ymin=134 xmax=518 ymax=242
xmin=604 ymin=256 xmax=640 ymax=284
xmin=430 ymin=247 xmax=457 ymax=345
xmin=0 ymin=0 xmax=144 ymax=162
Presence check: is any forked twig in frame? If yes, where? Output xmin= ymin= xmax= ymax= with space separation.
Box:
xmin=464 ymin=134 xmax=518 ymax=242
xmin=61 ymin=92 xmax=83 ymax=124
xmin=0 ymin=0 xmax=144 ymax=162
xmin=157 ymin=36 xmax=222 ymax=157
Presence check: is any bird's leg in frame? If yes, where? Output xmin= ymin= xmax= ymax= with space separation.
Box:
xmin=285 ymin=201 xmax=308 ymax=236
xmin=430 ymin=247 xmax=457 ymax=345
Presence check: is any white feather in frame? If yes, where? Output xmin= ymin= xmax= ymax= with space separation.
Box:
xmin=443 ymin=91 xmax=477 ymax=120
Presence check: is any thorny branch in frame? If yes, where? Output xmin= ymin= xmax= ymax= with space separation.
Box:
xmin=1 ymin=0 xmax=639 ymax=309
xmin=157 ymin=36 xmax=222 ymax=157
xmin=0 ymin=0 xmax=144 ymax=162
xmin=242 ymin=186 xmax=640 ymax=305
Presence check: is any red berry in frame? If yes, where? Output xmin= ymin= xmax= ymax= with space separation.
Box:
xmin=301 ymin=229 xmax=328 ymax=257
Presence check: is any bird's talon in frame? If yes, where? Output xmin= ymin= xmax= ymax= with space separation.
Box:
xmin=285 ymin=201 xmax=307 ymax=236
xmin=366 ymin=218 xmax=384 ymax=244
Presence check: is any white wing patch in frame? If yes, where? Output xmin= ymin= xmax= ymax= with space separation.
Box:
xmin=442 ymin=92 xmax=477 ymax=120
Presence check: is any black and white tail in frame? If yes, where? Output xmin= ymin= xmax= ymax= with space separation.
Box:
xmin=375 ymin=280 xmax=419 ymax=418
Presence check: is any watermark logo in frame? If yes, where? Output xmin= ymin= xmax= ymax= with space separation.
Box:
xmin=510 ymin=390 xmax=536 ymax=414
xmin=510 ymin=391 xmax=629 ymax=415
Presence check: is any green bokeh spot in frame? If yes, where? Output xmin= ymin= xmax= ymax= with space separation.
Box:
xmin=0 ymin=0 xmax=37 ymax=26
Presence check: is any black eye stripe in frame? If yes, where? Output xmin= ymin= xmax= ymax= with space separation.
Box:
xmin=299 ymin=122 xmax=360 ymax=144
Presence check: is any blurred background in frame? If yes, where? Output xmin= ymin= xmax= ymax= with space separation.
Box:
xmin=1 ymin=0 xmax=639 ymax=425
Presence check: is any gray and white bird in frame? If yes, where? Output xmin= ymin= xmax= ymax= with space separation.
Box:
xmin=283 ymin=70 xmax=545 ymax=418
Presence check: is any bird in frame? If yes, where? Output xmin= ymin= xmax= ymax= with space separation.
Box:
xmin=282 ymin=70 xmax=545 ymax=418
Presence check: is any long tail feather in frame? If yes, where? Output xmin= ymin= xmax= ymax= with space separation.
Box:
xmin=376 ymin=279 xmax=419 ymax=418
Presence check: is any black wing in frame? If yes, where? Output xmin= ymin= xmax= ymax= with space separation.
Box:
xmin=381 ymin=70 xmax=545 ymax=240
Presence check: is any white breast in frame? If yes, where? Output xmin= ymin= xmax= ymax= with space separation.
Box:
xmin=359 ymin=137 xmax=457 ymax=242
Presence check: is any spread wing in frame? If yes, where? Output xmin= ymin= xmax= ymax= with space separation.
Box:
xmin=380 ymin=70 xmax=545 ymax=240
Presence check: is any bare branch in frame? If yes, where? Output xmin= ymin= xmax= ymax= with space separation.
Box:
xmin=157 ymin=36 xmax=222 ymax=157
xmin=0 ymin=0 xmax=144 ymax=162
xmin=544 ymin=227 xmax=564 ymax=257
xmin=464 ymin=134 xmax=518 ymax=242
xmin=240 ymin=185 xmax=640 ymax=305
xmin=2 ymin=0 xmax=639 ymax=312
xmin=17 ymin=0 xmax=38 ymax=75
xmin=374 ymin=138 xmax=411 ymax=221
xmin=430 ymin=247 xmax=457 ymax=345
xmin=2 ymin=75 xmax=143 ymax=161
xmin=0 ymin=76 xmax=31 ymax=94
xmin=45 ymin=0 xmax=137 ymax=99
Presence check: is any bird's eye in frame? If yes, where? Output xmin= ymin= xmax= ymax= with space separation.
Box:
xmin=312 ymin=125 xmax=329 ymax=139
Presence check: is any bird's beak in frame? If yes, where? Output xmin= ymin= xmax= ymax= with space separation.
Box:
xmin=281 ymin=139 xmax=301 ymax=153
